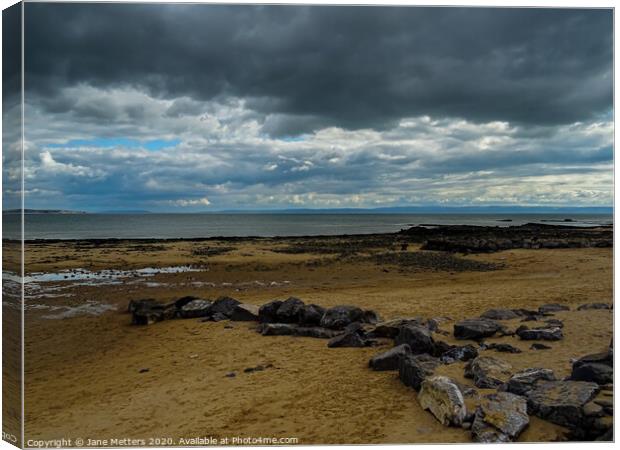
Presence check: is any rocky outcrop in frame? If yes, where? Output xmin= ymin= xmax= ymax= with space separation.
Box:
xmin=418 ymin=376 xmax=467 ymax=426
xmin=454 ymin=318 xmax=502 ymax=340
xmin=369 ymin=344 xmax=411 ymax=371
xmin=399 ymin=353 xmax=440 ymax=391
xmin=516 ymin=325 xmax=562 ymax=341
xmin=500 ymin=368 xmax=556 ymax=396
xmin=258 ymin=300 xmax=283 ymax=323
xmin=179 ymin=298 xmax=213 ymax=318
xmin=465 ymin=356 xmax=513 ymax=389
xmin=471 ymin=392 xmax=529 ymax=442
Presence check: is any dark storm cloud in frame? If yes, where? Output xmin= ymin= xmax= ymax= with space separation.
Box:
xmin=24 ymin=4 xmax=612 ymax=135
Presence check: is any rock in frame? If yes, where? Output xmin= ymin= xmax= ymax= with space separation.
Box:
xmin=501 ymin=368 xmax=556 ymax=396
xmin=210 ymin=296 xmax=241 ymax=317
xmin=571 ymin=350 xmax=613 ymax=384
xmin=296 ymin=326 xmax=339 ymax=339
xmin=577 ymin=302 xmax=612 ymax=310
xmin=328 ymin=331 xmax=367 ymax=348
xmin=369 ymin=344 xmax=411 ymax=371
xmin=543 ymin=318 xmax=563 ymax=329
xmin=471 ymin=392 xmax=529 ymax=442
xmin=259 ymin=323 xmax=337 ymax=339
xmin=526 ymin=380 xmax=599 ymax=429
xmin=395 ymin=323 xmax=435 ymax=355
xmin=260 ymin=323 xmax=299 ymax=336
xmin=127 ymin=298 xmax=159 ymax=314
xmin=483 ymin=343 xmax=522 ymax=354
xmin=454 ymin=318 xmax=502 ymax=340
xmin=243 ymin=365 xmax=265 ymax=373
xmin=465 ymin=356 xmax=513 ymax=389
xmin=230 ymin=303 xmax=260 ymax=321
xmin=131 ymin=300 xmax=173 ymax=325
xmin=225 ymin=372 xmax=236 ymax=378
xmin=583 ymin=401 xmax=604 ymax=417
xmin=320 ymin=305 xmax=365 ymax=329
xmin=516 ymin=325 xmax=563 ymax=341
xmin=372 ymin=318 xmax=422 ymax=338
xmin=258 ymin=300 xmax=283 ymax=323
xmin=298 ymin=304 xmax=325 ymax=326
xmin=530 ymin=343 xmax=552 ymax=350
xmin=480 ymin=309 xmax=521 ymax=320
xmin=179 ymin=298 xmax=213 ymax=318
xmin=172 ymin=295 xmax=201 ymax=310
xmin=595 ymin=428 xmax=613 ymax=441
xmin=439 ymin=345 xmax=478 ymax=364
xmin=276 ymin=297 xmax=305 ymax=323
xmin=538 ymin=303 xmax=570 ymax=314
xmin=139 ymin=368 xmax=149 ymax=373
xmin=363 ymin=309 xmax=381 ymax=324
xmin=399 ymin=353 xmax=440 ymax=391
xmin=418 ymin=375 xmax=467 ymax=426
xmin=210 ymin=312 xmax=228 ymax=322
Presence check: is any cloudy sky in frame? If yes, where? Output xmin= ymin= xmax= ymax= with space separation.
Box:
xmin=6 ymin=4 xmax=614 ymax=211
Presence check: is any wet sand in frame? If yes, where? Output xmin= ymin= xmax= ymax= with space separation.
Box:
xmin=19 ymin=236 xmax=612 ymax=444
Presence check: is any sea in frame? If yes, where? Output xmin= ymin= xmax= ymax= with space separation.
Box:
xmin=1 ymin=213 xmax=613 ymax=240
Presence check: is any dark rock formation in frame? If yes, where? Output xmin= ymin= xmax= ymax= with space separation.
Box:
xmin=399 ymin=353 xmax=440 ymax=391
xmin=258 ymin=300 xmax=283 ymax=323
xmin=454 ymin=318 xmax=502 ymax=340
xmin=328 ymin=331 xmax=367 ymax=348
xmin=210 ymin=296 xmax=241 ymax=317
xmin=577 ymin=302 xmax=613 ymax=310
xmin=538 ymin=303 xmax=570 ymax=314
xmin=276 ymin=297 xmax=305 ymax=323
xmin=369 ymin=344 xmax=411 ymax=371
xmin=230 ymin=304 xmax=260 ymax=321
xmin=395 ymin=323 xmax=435 ymax=355
xmin=298 ymin=304 xmax=326 ymax=326
xmin=320 ymin=305 xmax=366 ymax=329
xmin=501 ymin=368 xmax=556 ymax=396
xmin=516 ymin=325 xmax=563 ymax=341
xmin=570 ymin=349 xmax=613 ymax=385
xmin=179 ymin=298 xmax=213 ymax=319
xmin=480 ymin=309 xmax=521 ymax=320
xmin=439 ymin=345 xmax=479 ymax=364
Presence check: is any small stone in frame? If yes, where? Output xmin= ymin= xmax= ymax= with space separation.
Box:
xmin=538 ymin=303 xmax=570 ymax=314
xmin=225 ymin=372 xmax=236 ymax=378
xmin=465 ymin=356 xmax=513 ymax=389
xmin=418 ymin=375 xmax=467 ymax=426
xmin=583 ymin=401 xmax=604 ymax=417
xmin=530 ymin=343 xmax=552 ymax=350
xmin=139 ymin=368 xmax=149 ymax=373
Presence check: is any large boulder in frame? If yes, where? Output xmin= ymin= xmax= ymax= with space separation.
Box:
xmin=130 ymin=299 xmax=175 ymax=325
xmin=471 ymin=392 xmax=529 ymax=442
xmin=179 ymin=298 xmax=213 ymax=318
xmin=210 ymin=296 xmax=241 ymax=317
xmin=258 ymin=300 xmax=283 ymax=323
xmin=516 ymin=325 xmax=562 ymax=341
xmin=454 ymin=318 xmax=502 ymax=340
xmin=418 ymin=375 xmax=467 ymax=427
xmin=538 ymin=303 xmax=570 ymax=314
xmin=395 ymin=323 xmax=435 ymax=355
xmin=369 ymin=344 xmax=411 ymax=371
xmin=298 ymin=304 xmax=326 ymax=326
xmin=501 ymin=368 xmax=556 ymax=396
xmin=276 ymin=297 xmax=305 ymax=323
xmin=439 ymin=345 xmax=478 ymax=364
xmin=230 ymin=304 xmax=260 ymax=321
xmin=527 ymin=381 xmax=599 ymax=431
xmin=480 ymin=309 xmax=521 ymax=320
xmin=570 ymin=349 xmax=613 ymax=384
xmin=465 ymin=356 xmax=513 ymax=389
xmin=398 ymin=353 xmax=440 ymax=391
xmin=320 ymin=305 xmax=365 ymax=329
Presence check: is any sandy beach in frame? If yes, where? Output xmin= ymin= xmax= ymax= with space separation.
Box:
xmin=15 ymin=229 xmax=612 ymax=445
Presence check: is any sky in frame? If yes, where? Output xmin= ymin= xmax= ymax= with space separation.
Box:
xmin=3 ymin=4 xmax=614 ymax=211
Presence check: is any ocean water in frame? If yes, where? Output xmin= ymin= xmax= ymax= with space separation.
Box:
xmin=2 ymin=213 xmax=613 ymax=240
